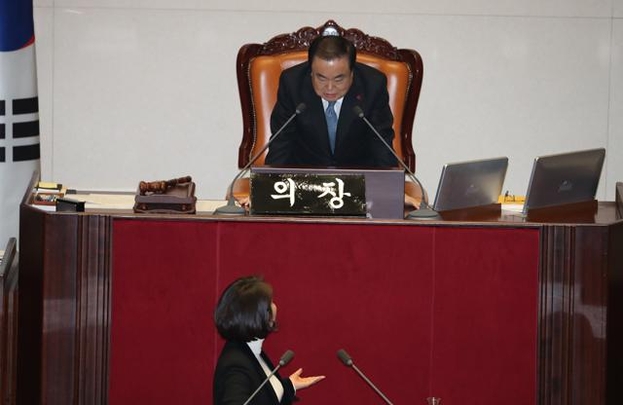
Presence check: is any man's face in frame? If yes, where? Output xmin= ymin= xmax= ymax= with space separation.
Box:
xmin=310 ymin=55 xmax=354 ymax=102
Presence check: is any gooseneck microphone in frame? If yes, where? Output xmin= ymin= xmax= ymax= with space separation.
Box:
xmin=242 ymin=349 xmax=295 ymax=405
xmin=353 ymin=106 xmax=439 ymax=220
xmin=214 ymin=103 xmax=307 ymax=215
xmin=337 ymin=349 xmax=395 ymax=405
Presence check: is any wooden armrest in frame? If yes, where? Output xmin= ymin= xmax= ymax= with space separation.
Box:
xmin=229 ymin=178 xmax=250 ymax=200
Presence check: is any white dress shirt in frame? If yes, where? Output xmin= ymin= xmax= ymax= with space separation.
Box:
xmin=247 ymin=339 xmax=285 ymax=401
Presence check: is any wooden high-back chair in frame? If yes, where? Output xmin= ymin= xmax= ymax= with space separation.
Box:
xmin=234 ymin=20 xmax=424 ymax=200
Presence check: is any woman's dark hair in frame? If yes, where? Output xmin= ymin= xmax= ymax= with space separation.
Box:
xmin=308 ymin=35 xmax=356 ymax=70
xmin=214 ymin=276 xmax=275 ymax=342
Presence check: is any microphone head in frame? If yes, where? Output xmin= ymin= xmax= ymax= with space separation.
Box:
xmin=279 ymin=349 xmax=295 ymax=366
xmin=295 ymin=103 xmax=307 ymax=114
xmin=337 ymin=349 xmax=353 ymax=366
xmin=352 ymin=105 xmax=364 ymax=118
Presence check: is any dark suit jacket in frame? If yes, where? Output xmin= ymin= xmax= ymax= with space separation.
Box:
xmin=265 ymin=61 xmax=397 ymax=168
xmin=213 ymin=341 xmax=295 ymax=405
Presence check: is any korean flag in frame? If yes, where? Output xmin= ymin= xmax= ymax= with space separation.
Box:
xmin=1 ymin=0 xmax=41 ymax=245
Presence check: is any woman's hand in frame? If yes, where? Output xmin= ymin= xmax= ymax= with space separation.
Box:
xmin=289 ymin=368 xmax=325 ymax=390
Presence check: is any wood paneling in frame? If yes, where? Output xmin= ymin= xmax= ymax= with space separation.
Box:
xmin=1 ymin=238 xmax=19 ymax=405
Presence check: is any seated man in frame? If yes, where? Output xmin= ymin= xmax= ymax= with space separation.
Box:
xmin=265 ymin=34 xmax=397 ymax=168
xmin=262 ymin=34 xmax=421 ymax=209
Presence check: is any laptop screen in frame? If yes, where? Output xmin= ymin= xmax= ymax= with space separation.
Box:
xmin=432 ymin=157 xmax=509 ymax=212
xmin=249 ymin=166 xmax=405 ymax=219
xmin=522 ymin=148 xmax=605 ymax=214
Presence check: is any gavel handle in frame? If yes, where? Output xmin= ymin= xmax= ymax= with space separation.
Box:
xmin=164 ymin=176 xmax=192 ymax=188
xmin=139 ymin=176 xmax=192 ymax=195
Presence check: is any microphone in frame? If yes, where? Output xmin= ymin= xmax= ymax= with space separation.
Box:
xmin=336 ymin=349 xmax=395 ymax=405
xmin=242 ymin=349 xmax=295 ymax=405
xmin=214 ymin=103 xmax=307 ymax=215
xmin=353 ymin=106 xmax=439 ymax=220
xmin=279 ymin=349 xmax=295 ymax=366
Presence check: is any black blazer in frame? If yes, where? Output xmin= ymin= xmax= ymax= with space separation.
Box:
xmin=213 ymin=341 xmax=295 ymax=405
xmin=266 ymin=61 xmax=397 ymax=168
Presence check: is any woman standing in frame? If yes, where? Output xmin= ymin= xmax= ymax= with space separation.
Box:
xmin=213 ymin=276 xmax=325 ymax=405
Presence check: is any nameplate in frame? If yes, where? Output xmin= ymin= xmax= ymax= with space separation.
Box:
xmin=250 ymin=172 xmax=367 ymax=216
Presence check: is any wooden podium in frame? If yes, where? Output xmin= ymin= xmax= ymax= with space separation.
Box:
xmin=1 ymin=238 xmax=18 ymax=405
xmin=15 ymin=179 xmax=623 ymax=405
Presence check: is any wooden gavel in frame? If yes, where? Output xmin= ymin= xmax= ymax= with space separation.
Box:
xmin=139 ymin=176 xmax=192 ymax=195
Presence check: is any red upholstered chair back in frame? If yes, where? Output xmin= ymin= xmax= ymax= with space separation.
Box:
xmin=236 ymin=20 xmax=423 ymax=172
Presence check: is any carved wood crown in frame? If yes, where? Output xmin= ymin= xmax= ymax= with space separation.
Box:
xmin=257 ymin=20 xmax=403 ymax=60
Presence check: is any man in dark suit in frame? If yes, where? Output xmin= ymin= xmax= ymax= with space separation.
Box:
xmin=266 ymin=35 xmax=398 ymax=168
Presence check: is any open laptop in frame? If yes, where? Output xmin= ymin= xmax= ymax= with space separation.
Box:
xmin=431 ymin=157 xmax=509 ymax=212
xmin=249 ymin=166 xmax=405 ymax=219
xmin=522 ymin=148 xmax=605 ymax=214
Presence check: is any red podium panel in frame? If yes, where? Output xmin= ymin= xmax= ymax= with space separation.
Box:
xmin=108 ymin=219 xmax=538 ymax=404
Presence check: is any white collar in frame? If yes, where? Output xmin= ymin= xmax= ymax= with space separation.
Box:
xmin=323 ymin=97 xmax=344 ymax=108
xmin=246 ymin=338 xmax=264 ymax=356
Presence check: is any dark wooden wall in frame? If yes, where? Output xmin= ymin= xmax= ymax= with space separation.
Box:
xmin=1 ymin=238 xmax=19 ymax=405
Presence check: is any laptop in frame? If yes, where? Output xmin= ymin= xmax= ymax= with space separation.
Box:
xmin=431 ymin=157 xmax=509 ymax=212
xmin=249 ymin=166 xmax=405 ymax=219
xmin=522 ymin=148 xmax=605 ymax=214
